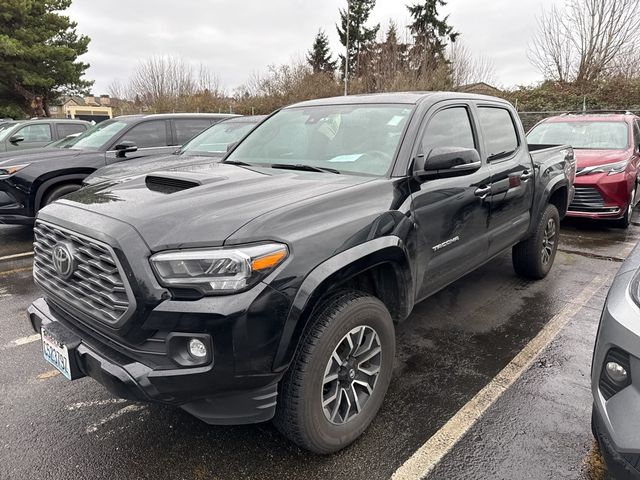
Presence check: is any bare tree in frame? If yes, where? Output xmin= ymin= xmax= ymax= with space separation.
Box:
xmin=449 ymin=41 xmax=497 ymax=87
xmin=528 ymin=0 xmax=640 ymax=83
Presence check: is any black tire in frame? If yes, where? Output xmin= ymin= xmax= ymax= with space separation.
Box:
xmin=41 ymin=183 xmax=81 ymax=207
xmin=512 ymin=203 xmax=560 ymax=280
xmin=273 ymin=290 xmax=395 ymax=454
xmin=613 ymin=185 xmax=636 ymax=229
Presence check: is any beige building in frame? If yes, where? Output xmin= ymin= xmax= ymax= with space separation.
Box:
xmin=49 ymin=95 xmax=113 ymax=122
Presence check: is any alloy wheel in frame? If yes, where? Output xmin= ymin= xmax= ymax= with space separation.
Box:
xmin=541 ymin=217 xmax=557 ymax=265
xmin=322 ymin=325 xmax=382 ymax=425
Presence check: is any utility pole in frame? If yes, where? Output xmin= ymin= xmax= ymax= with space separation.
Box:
xmin=344 ymin=0 xmax=350 ymax=96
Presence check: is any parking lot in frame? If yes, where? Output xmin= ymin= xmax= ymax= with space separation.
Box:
xmin=0 ymin=217 xmax=637 ymax=480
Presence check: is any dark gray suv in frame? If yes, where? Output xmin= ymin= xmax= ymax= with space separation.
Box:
xmin=592 ymin=242 xmax=640 ymax=479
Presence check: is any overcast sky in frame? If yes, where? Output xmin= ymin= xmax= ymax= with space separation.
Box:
xmin=67 ymin=0 xmax=556 ymax=96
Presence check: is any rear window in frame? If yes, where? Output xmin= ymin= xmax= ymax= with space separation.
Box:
xmin=527 ymin=121 xmax=629 ymax=150
xmin=56 ymin=123 xmax=86 ymax=138
xmin=478 ymin=107 xmax=519 ymax=160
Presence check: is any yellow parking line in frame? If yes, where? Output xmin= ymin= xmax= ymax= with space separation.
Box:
xmin=37 ymin=370 xmax=60 ymax=380
xmin=392 ymin=274 xmax=607 ymax=480
xmin=0 ymin=266 xmax=32 ymax=277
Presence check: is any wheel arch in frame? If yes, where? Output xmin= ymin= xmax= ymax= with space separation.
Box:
xmin=34 ymin=172 xmax=92 ymax=212
xmin=272 ymin=236 xmax=413 ymax=371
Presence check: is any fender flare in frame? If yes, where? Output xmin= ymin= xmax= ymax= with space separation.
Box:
xmin=271 ymin=236 xmax=413 ymax=371
xmin=33 ymin=173 xmax=90 ymax=213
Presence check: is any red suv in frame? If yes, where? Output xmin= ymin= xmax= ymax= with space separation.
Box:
xmin=527 ymin=113 xmax=640 ymax=228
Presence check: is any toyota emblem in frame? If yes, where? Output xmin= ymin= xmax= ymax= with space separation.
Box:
xmin=52 ymin=244 xmax=74 ymax=279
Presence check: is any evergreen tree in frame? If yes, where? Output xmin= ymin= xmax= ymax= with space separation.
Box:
xmin=336 ymin=0 xmax=380 ymax=78
xmin=0 ymin=0 xmax=92 ymax=117
xmin=307 ymin=30 xmax=337 ymax=74
xmin=407 ymin=0 xmax=458 ymax=75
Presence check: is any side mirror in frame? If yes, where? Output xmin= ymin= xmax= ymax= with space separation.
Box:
xmin=414 ymin=147 xmax=481 ymax=177
xmin=9 ymin=135 xmax=24 ymax=144
xmin=113 ymin=140 xmax=138 ymax=157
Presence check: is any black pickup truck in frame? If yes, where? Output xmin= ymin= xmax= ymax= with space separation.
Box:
xmin=28 ymin=92 xmax=575 ymax=453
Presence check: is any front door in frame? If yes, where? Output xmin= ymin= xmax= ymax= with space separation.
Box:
xmin=410 ymin=103 xmax=492 ymax=301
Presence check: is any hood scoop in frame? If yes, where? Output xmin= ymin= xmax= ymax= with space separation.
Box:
xmin=145 ymin=174 xmax=201 ymax=194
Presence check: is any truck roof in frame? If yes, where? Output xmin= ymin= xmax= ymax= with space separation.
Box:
xmin=288 ymin=91 xmax=511 ymax=108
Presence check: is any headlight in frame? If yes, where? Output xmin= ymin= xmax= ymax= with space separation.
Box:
xmin=0 ymin=164 xmax=29 ymax=179
xmin=150 ymin=243 xmax=288 ymax=295
xmin=578 ymin=159 xmax=629 ymax=176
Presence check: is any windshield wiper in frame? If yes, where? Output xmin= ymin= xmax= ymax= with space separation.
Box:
xmin=270 ymin=163 xmax=341 ymax=174
xmin=224 ymin=160 xmax=254 ymax=166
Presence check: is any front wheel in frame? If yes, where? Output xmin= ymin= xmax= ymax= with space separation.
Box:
xmin=273 ymin=290 xmax=395 ymax=454
xmin=512 ymin=203 xmax=560 ymax=280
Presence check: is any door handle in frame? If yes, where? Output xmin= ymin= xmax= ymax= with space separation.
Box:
xmin=521 ymin=170 xmax=533 ymax=180
xmin=474 ymin=185 xmax=491 ymax=198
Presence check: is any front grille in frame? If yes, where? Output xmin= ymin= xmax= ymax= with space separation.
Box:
xmin=569 ymin=186 xmax=606 ymax=212
xmin=33 ymin=221 xmax=133 ymax=325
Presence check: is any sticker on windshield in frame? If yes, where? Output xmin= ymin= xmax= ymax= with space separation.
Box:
xmin=328 ymin=154 xmax=363 ymax=163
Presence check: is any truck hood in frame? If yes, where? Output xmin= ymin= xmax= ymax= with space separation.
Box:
xmin=85 ymin=153 xmax=223 ymax=184
xmin=574 ymin=148 xmax=631 ymax=168
xmin=0 ymin=147 xmax=93 ymax=167
xmin=58 ymin=163 xmax=375 ymax=251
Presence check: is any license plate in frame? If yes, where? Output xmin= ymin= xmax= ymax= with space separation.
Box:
xmin=41 ymin=327 xmax=72 ymax=380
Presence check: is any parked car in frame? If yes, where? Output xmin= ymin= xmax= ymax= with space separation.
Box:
xmin=0 ymin=113 xmax=235 ymax=224
xmin=527 ymin=113 xmax=640 ymax=228
xmin=28 ymin=92 xmax=575 ymax=453
xmin=83 ymin=115 xmax=265 ymax=186
xmin=592 ymin=242 xmax=640 ymax=479
xmin=0 ymin=118 xmax=90 ymax=153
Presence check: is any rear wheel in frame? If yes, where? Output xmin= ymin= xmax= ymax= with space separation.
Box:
xmin=41 ymin=183 xmax=81 ymax=208
xmin=273 ymin=290 xmax=395 ymax=454
xmin=512 ymin=203 xmax=560 ymax=279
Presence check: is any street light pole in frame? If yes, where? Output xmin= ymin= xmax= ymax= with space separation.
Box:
xmin=344 ymin=0 xmax=350 ymax=96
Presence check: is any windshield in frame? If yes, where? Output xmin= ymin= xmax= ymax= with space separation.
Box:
xmin=181 ymin=121 xmax=258 ymax=156
xmin=0 ymin=122 xmax=19 ymax=142
xmin=225 ymin=104 xmax=413 ymax=176
xmin=63 ymin=119 xmax=128 ymax=150
xmin=527 ymin=121 xmax=629 ymax=150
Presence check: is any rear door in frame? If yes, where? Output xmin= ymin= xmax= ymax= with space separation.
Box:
xmin=410 ymin=102 xmax=492 ymax=300
xmin=172 ymin=118 xmax=215 ymax=146
xmin=105 ymin=120 xmax=174 ymax=164
xmin=476 ymin=104 xmax=534 ymax=256
xmin=55 ymin=122 xmax=88 ymax=140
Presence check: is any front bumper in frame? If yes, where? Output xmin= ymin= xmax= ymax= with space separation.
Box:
xmin=568 ymin=172 xmax=634 ymax=219
xmin=0 ymin=179 xmax=33 ymax=224
xmin=28 ymin=297 xmax=280 ymax=425
xmin=592 ymin=263 xmax=640 ymax=476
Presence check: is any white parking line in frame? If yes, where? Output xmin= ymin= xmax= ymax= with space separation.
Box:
xmin=85 ymin=404 xmax=147 ymax=433
xmin=0 ymin=251 xmax=34 ymax=261
xmin=67 ymin=399 xmax=128 ymax=411
xmin=392 ymin=274 xmax=607 ymax=480
xmin=5 ymin=333 xmax=40 ymax=348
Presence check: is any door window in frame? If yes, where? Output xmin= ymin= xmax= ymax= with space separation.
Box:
xmin=477 ymin=107 xmax=519 ymax=161
xmin=174 ymin=119 xmax=214 ymax=145
xmin=421 ymin=107 xmax=476 ymax=153
xmin=633 ymin=120 xmax=640 ymax=150
xmin=56 ymin=123 xmax=87 ymax=138
xmin=117 ymin=121 xmax=168 ymax=148
xmin=14 ymin=124 xmax=52 ymax=142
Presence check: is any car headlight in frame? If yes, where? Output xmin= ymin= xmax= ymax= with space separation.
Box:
xmin=579 ymin=159 xmax=629 ymax=176
xmin=0 ymin=164 xmax=29 ymax=179
xmin=150 ymin=243 xmax=288 ymax=295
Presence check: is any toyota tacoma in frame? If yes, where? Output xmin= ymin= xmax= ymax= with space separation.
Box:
xmin=28 ymin=92 xmax=575 ymax=453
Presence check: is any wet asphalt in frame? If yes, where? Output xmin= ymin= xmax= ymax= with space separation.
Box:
xmin=0 ymin=216 xmax=638 ymax=480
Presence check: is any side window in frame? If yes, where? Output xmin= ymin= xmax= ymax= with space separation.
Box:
xmin=174 ymin=119 xmax=214 ymax=145
xmin=633 ymin=120 xmax=640 ymax=149
xmin=56 ymin=123 xmax=86 ymax=138
xmin=15 ymin=124 xmax=52 ymax=142
xmin=421 ymin=106 xmax=475 ymax=153
xmin=477 ymin=107 xmax=519 ymax=160
xmin=118 ymin=121 xmax=168 ymax=148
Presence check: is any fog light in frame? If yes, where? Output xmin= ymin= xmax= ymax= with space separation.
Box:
xmin=606 ymin=361 xmax=628 ymax=383
xmin=188 ymin=338 xmax=207 ymax=359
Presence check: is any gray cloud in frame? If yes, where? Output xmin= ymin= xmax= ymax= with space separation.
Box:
xmin=68 ymin=0 xmax=555 ymax=95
